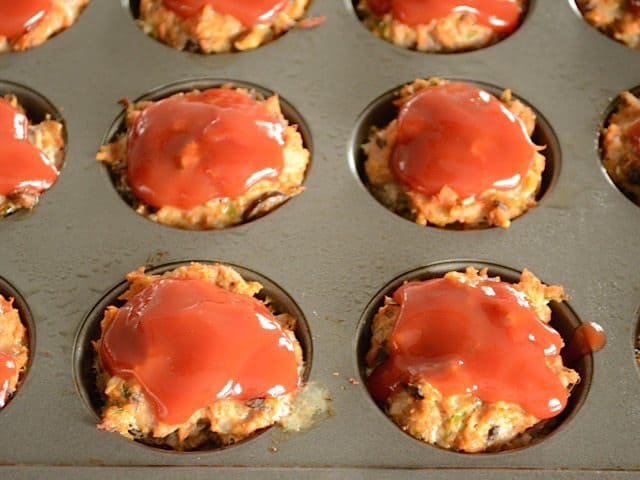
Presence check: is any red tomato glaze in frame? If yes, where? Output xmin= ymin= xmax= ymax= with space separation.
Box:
xmin=367 ymin=275 xmax=569 ymax=419
xmin=390 ymin=82 xmax=535 ymax=199
xmin=0 ymin=98 xmax=58 ymax=197
xmin=126 ymin=88 xmax=285 ymax=210
xmin=0 ymin=351 xmax=17 ymax=408
xmin=625 ymin=120 xmax=640 ymax=154
xmin=0 ymin=0 xmax=51 ymax=39
xmin=366 ymin=0 xmax=522 ymax=32
xmin=100 ymin=278 xmax=300 ymax=425
xmin=162 ymin=0 xmax=288 ymax=26
xmin=563 ymin=322 xmax=606 ymax=364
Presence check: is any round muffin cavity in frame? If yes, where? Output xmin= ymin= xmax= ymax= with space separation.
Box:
xmin=354 ymin=0 xmax=527 ymax=53
xmin=0 ymin=293 xmax=29 ymax=410
xmin=360 ymin=265 xmax=586 ymax=453
xmin=601 ymin=89 xmax=640 ymax=206
xmin=0 ymin=0 xmax=89 ymax=52
xmin=97 ymin=83 xmax=310 ymax=230
xmin=83 ymin=262 xmax=309 ymax=451
xmin=0 ymin=85 xmax=65 ymax=218
xmin=575 ymin=0 xmax=640 ymax=49
xmin=132 ymin=0 xmax=310 ymax=53
xmin=359 ymin=78 xmax=547 ymax=229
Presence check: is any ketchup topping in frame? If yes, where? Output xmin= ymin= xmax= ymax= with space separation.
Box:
xmin=162 ymin=0 xmax=288 ymax=26
xmin=625 ymin=120 xmax=640 ymax=154
xmin=99 ymin=278 xmax=300 ymax=425
xmin=366 ymin=0 xmax=522 ymax=32
xmin=563 ymin=322 xmax=606 ymax=365
xmin=0 ymin=351 xmax=17 ymax=408
xmin=126 ymin=88 xmax=285 ymax=210
xmin=390 ymin=82 xmax=535 ymax=199
xmin=0 ymin=0 xmax=51 ymax=39
xmin=367 ymin=276 xmax=569 ymax=419
xmin=0 ymin=98 xmax=58 ymax=197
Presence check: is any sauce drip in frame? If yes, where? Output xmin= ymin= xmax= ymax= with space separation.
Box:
xmin=127 ymin=88 xmax=285 ymax=210
xmin=629 ymin=0 xmax=640 ymax=16
xmin=100 ymin=278 xmax=300 ymax=425
xmin=0 ymin=98 xmax=58 ymax=197
xmin=0 ymin=351 xmax=16 ymax=408
xmin=366 ymin=0 xmax=521 ymax=32
xmin=563 ymin=322 xmax=606 ymax=365
xmin=0 ymin=0 xmax=51 ymax=39
xmin=390 ymin=82 xmax=535 ymax=199
xmin=367 ymin=276 xmax=569 ymax=419
xmin=162 ymin=0 xmax=288 ymax=26
xmin=625 ymin=120 xmax=640 ymax=154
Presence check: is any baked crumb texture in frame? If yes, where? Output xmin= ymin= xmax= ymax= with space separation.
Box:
xmin=0 ymin=295 xmax=29 ymax=409
xmin=138 ymin=0 xmax=310 ymax=52
xmin=577 ymin=0 xmax=640 ymax=48
xmin=356 ymin=0 xmax=527 ymax=52
xmin=0 ymin=94 xmax=65 ymax=218
xmin=365 ymin=268 xmax=579 ymax=453
xmin=0 ymin=0 xmax=89 ymax=52
xmin=94 ymin=262 xmax=305 ymax=451
xmin=97 ymin=86 xmax=310 ymax=230
xmin=601 ymin=90 xmax=640 ymax=205
xmin=363 ymin=78 xmax=545 ymax=229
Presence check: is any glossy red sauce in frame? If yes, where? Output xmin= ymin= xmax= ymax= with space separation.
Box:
xmin=390 ymin=82 xmax=535 ymax=199
xmin=563 ymin=322 xmax=606 ymax=365
xmin=162 ymin=0 xmax=288 ymax=26
xmin=625 ymin=120 xmax=640 ymax=154
xmin=127 ymin=88 xmax=285 ymax=210
xmin=367 ymin=276 xmax=569 ymax=419
xmin=100 ymin=278 xmax=300 ymax=425
xmin=0 ymin=0 xmax=51 ymax=39
xmin=366 ymin=0 xmax=521 ymax=32
xmin=0 ymin=98 xmax=58 ymax=197
xmin=0 ymin=351 xmax=17 ymax=408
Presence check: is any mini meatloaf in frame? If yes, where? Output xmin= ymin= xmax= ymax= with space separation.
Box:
xmin=0 ymin=294 xmax=29 ymax=409
xmin=601 ymin=90 xmax=640 ymax=205
xmin=95 ymin=262 xmax=305 ymax=450
xmin=576 ymin=0 xmax=640 ymax=49
xmin=365 ymin=268 xmax=580 ymax=453
xmin=97 ymin=86 xmax=309 ymax=230
xmin=138 ymin=0 xmax=309 ymax=53
xmin=363 ymin=78 xmax=544 ymax=228
xmin=0 ymin=0 xmax=88 ymax=52
xmin=0 ymin=95 xmax=65 ymax=217
xmin=356 ymin=0 xmax=526 ymax=52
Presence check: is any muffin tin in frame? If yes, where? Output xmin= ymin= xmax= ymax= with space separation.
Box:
xmin=1 ymin=0 xmax=640 ymax=478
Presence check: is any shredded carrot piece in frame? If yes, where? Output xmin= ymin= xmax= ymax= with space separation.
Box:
xmin=298 ymin=15 xmax=326 ymax=29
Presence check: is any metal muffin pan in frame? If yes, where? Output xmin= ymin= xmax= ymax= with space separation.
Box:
xmin=1 ymin=0 xmax=639 ymax=477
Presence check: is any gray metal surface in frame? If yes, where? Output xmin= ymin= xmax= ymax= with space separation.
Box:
xmin=1 ymin=0 xmax=639 ymax=475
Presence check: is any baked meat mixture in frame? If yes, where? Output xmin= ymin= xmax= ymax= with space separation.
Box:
xmin=0 ymin=0 xmax=89 ymax=52
xmin=138 ymin=0 xmax=310 ymax=52
xmin=0 ymin=295 xmax=29 ymax=409
xmin=365 ymin=268 xmax=579 ymax=452
xmin=95 ymin=262 xmax=305 ymax=450
xmin=601 ymin=90 xmax=640 ymax=204
xmin=363 ymin=78 xmax=545 ymax=228
xmin=356 ymin=0 xmax=526 ymax=52
xmin=97 ymin=86 xmax=309 ymax=230
xmin=576 ymin=0 xmax=640 ymax=48
xmin=0 ymin=95 xmax=65 ymax=217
